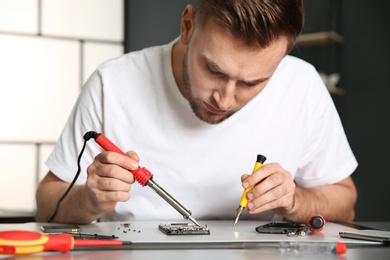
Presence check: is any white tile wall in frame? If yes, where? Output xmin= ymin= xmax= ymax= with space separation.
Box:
xmin=41 ymin=0 xmax=124 ymax=41
xmin=0 ymin=35 xmax=80 ymax=141
xmin=0 ymin=0 xmax=124 ymax=213
xmin=0 ymin=145 xmax=37 ymax=211
xmin=83 ymin=42 xmax=124 ymax=84
xmin=0 ymin=0 xmax=39 ymax=34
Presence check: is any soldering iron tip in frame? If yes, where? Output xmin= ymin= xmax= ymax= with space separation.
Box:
xmin=188 ymin=215 xmax=202 ymax=227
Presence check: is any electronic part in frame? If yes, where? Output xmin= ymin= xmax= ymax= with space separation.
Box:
xmin=255 ymin=222 xmax=308 ymax=236
xmin=158 ymin=223 xmax=210 ymax=235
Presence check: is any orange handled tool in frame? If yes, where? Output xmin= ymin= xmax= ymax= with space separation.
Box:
xmin=306 ymin=214 xmax=326 ymax=232
xmin=0 ymin=230 xmax=127 ymax=255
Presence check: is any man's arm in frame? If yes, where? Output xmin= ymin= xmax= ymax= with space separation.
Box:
xmin=278 ymin=176 xmax=357 ymax=222
xmin=35 ymin=171 xmax=103 ymax=224
xmin=244 ymin=163 xmax=357 ymax=222
xmin=36 ymin=150 xmax=139 ymax=224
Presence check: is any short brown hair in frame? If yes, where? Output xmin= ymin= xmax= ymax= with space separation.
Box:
xmin=194 ymin=0 xmax=304 ymax=53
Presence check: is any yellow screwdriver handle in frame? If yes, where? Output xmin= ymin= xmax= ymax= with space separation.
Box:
xmin=239 ymin=155 xmax=266 ymax=207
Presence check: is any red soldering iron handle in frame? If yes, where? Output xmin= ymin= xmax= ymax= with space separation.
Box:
xmin=93 ymin=133 xmax=153 ymax=186
xmin=94 ymin=133 xmax=126 ymax=156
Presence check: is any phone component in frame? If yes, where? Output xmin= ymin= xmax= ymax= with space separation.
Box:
xmin=255 ymin=222 xmax=308 ymax=236
xmin=158 ymin=223 xmax=210 ymax=235
xmin=255 ymin=214 xmax=326 ymax=237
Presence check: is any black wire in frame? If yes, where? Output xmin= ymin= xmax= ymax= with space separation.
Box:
xmin=47 ymin=138 xmax=89 ymax=222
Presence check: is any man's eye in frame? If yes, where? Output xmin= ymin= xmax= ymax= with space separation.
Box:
xmin=208 ymin=68 xmax=223 ymax=77
xmin=243 ymin=82 xmax=259 ymax=87
xmin=211 ymin=70 xmax=222 ymax=76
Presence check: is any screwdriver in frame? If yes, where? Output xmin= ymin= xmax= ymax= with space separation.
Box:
xmin=233 ymin=154 xmax=266 ymax=227
xmin=306 ymin=214 xmax=326 ymax=232
xmin=0 ymin=230 xmax=129 ymax=255
xmin=84 ymin=131 xmax=202 ymax=227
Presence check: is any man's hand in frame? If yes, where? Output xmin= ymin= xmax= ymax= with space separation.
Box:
xmin=242 ymin=163 xmax=296 ymax=216
xmin=36 ymin=150 xmax=140 ymax=224
xmin=242 ymin=163 xmax=357 ymax=222
xmin=85 ymin=150 xmax=140 ymax=214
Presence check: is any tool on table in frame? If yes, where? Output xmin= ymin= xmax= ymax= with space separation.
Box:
xmin=306 ymin=214 xmax=326 ymax=232
xmin=233 ymin=154 xmax=266 ymax=227
xmin=41 ymin=224 xmax=82 ymax=234
xmin=40 ymin=224 xmax=118 ymax=239
xmin=69 ymin=233 xmax=118 ymax=239
xmin=84 ymin=131 xmax=202 ymax=227
xmin=0 ymin=230 xmax=130 ymax=255
xmin=278 ymin=241 xmax=346 ymax=255
xmin=339 ymin=229 xmax=390 ymax=242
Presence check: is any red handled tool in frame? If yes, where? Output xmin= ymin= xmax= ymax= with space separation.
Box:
xmin=91 ymin=132 xmax=152 ymax=186
xmin=0 ymin=230 xmax=129 ymax=255
xmin=306 ymin=214 xmax=326 ymax=232
xmin=83 ymin=131 xmax=202 ymax=227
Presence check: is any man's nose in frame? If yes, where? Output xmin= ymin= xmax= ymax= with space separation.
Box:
xmin=213 ymin=80 xmax=236 ymax=110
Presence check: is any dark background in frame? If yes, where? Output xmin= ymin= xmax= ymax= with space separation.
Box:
xmin=124 ymin=0 xmax=390 ymax=221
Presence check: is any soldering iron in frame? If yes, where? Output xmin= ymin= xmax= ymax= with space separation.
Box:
xmin=84 ymin=131 xmax=202 ymax=227
xmin=47 ymin=131 xmax=201 ymax=227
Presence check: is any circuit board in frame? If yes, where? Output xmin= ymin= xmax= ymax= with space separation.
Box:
xmin=158 ymin=223 xmax=210 ymax=235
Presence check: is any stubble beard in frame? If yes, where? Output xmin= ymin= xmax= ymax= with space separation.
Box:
xmin=182 ymin=51 xmax=234 ymax=125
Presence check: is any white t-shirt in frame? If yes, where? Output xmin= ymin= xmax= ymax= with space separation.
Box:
xmin=47 ymin=39 xmax=357 ymax=222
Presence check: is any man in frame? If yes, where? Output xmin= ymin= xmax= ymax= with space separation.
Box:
xmin=36 ymin=0 xmax=357 ymax=224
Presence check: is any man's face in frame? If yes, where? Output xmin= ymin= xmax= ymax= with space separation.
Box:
xmin=180 ymin=18 xmax=288 ymax=124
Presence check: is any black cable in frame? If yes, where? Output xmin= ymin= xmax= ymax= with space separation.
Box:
xmin=47 ymin=138 xmax=89 ymax=222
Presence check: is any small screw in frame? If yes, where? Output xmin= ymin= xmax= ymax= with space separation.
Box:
xmin=287 ymin=231 xmax=297 ymax=237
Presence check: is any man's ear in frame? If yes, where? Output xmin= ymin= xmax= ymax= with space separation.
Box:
xmin=179 ymin=5 xmax=194 ymax=45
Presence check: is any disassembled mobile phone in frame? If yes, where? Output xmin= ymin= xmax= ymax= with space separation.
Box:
xmin=41 ymin=224 xmax=82 ymax=234
xmin=255 ymin=222 xmax=308 ymax=236
xmin=158 ymin=223 xmax=210 ymax=235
